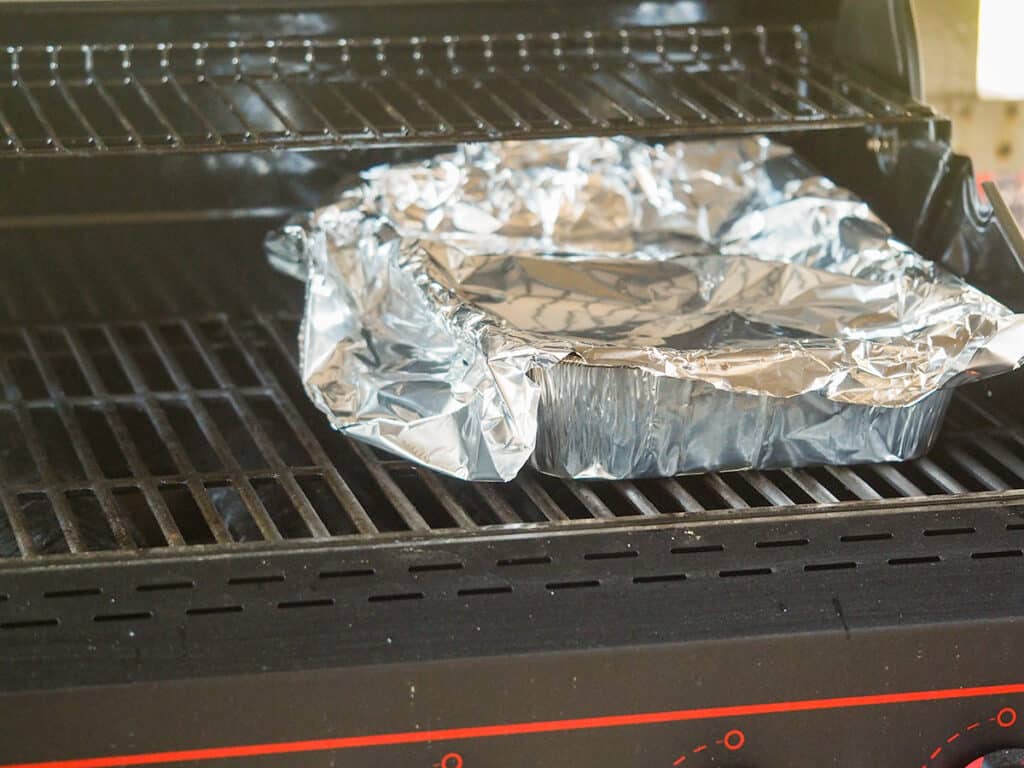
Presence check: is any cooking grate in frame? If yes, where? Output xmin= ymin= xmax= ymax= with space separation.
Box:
xmin=0 ymin=24 xmax=934 ymax=157
xmin=0 ymin=219 xmax=1022 ymax=559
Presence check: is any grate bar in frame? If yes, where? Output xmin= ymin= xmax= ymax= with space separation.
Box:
xmin=967 ymin=434 xmax=1024 ymax=482
xmin=912 ymin=457 xmax=967 ymax=494
xmin=803 ymin=56 xmax=910 ymax=117
xmin=52 ymin=79 xmax=108 ymax=151
xmin=767 ymin=58 xmax=869 ymax=118
xmin=872 ymin=464 xmax=925 ymax=498
xmin=393 ymin=77 xmax=454 ymax=134
xmin=704 ymin=474 xmax=749 ymax=509
xmin=534 ymin=72 xmax=610 ymax=128
xmin=467 ymin=78 xmax=530 ymax=130
xmin=782 ymin=468 xmax=840 ymax=504
xmin=3 ymin=331 xmax=91 ymax=553
xmin=615 ymin=481 xmax=661 ymax=517
xmin=825 ymin=465 xmax=882 ymax=500
xmin=416 ymin=469 xmax=479 ymax=530
xmin=0 ymin=106 xmax=26 ymax=152
xmin=180 ymin=318 xmax=331 ymax=539
xmin=562 ymin=479 xmax=615 ymax=519
xmin=253 ymin=313 xmax=392 ymax=535
xmin=715 ymin=69 xmax=791 ymax=120
xmin=136 ymin=323 xmax=250 ymax=544
xmin=130 ymin=77 xmax=183 ymax=147
xmin=278 ymin=80 xmax=342 ymax=141
xmin=23 ymin=327 xmax=135 ymax=549
xmin=0 ymin=493 xmax=34 ymax=557
xmin=659 ymin=479 xmax=706 ymax=513
xmin=245 ymin=80 xmax=305 ymax=137
xmin=91 ymin=77 xmax=143 ymax=148
xmin=740 ymin=471 xmax=794 ymax=506
xmin=517 ymin=473 xmax=570 ymax=522
xmin=323 ymin=82 xmax=382 ymax=140
xmin=251 ymin=310 xmax=432 ymax=533
xmin=359 ymin=80 xmax=419 ymax=137
xmin=943 ymin=446 xmax=1010 ymax=492
xmin=46 ymin=253 xmax=186 ymax=546
xmin=203 ymin=78 xmax=261 ymax=141
xmin=164 ymin=72 xmax=225 ymax=146
xmin=492 ymin=72 xmax=569 ymax=130
xmin=432 ymin=76 xmax=500 ymax=136
xmin=223 ymin=315 xmax=379 ymax=536
xmin=473 ymin=485 xmax=522 ymax=525
xmin=12 ymin=80 xmax=66 ymax=152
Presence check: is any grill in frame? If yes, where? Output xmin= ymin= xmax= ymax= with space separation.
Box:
xmin=1 ymin=24 xmax=932 ymax=156
xmin=2 ymin=220 xmax=1022 ymax=559
xmin=3 ymin=3 xmax=1024 ymax=768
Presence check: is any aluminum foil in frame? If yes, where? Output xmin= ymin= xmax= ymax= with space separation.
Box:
xmin=266 ymin=136 xmax=1024 ymax=480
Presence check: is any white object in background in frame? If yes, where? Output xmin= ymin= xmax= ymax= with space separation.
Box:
xmin=977 ymin=0 xmax=1024 ymax=99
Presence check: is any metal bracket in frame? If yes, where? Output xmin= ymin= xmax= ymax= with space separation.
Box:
xmin=866 ymin=125 xmax=901 ymax=173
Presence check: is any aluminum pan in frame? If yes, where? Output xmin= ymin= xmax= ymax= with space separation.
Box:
xmin=266 ymin=136 xmax=1024 ymax=480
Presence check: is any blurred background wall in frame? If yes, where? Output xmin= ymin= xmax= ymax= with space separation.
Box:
xmin=916 ymin=0 xmax=1024 ymax=217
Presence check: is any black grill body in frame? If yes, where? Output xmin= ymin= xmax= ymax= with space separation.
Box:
xmin=1 ymin=2 xmax=1024 ymax=767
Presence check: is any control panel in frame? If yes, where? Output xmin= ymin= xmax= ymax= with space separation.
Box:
xmin=3 ymin=684 xmax=1022 ymax=768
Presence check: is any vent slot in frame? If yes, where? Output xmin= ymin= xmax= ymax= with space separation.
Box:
xmin=186 ymin=605 xmax=243 ymax=616
xmin=94 ymin=611 xmax=152 ymax=623
xmin=719 ymin=568 xmax=773 ymax=578
xmin=368 ymin=592 xmax=424 ymax=603
xmin=546 ymin=580 xmax=600 ymax=591
xmin=888 ymin=556 xmax=941 ymax=566
xmin=633 ymin=573 xmax=687 ymax=584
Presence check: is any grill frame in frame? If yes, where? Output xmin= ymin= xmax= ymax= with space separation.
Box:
xmin=3 ymin=3 xmax=1024 ymax=766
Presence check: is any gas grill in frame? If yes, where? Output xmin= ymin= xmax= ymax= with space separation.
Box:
xmin=2 ymin=1 xmax=1024 ymax=766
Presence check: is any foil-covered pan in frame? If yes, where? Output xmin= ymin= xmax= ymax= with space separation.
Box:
xmin=266 ymin=136 xmax=1024 ymax=480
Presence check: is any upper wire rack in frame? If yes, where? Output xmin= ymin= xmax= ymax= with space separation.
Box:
xmin=0 ymin=24 xmax=934 ymax=156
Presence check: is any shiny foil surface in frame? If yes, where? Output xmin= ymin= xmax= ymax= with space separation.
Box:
xmin=266 ymin=136 xmax=1024 ymax=480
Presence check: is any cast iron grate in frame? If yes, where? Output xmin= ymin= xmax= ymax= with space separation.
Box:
xmin=0 ymin=23 xmax=934 ymax=157
xmin=0 ymin=220 xmax=1022 ymax=559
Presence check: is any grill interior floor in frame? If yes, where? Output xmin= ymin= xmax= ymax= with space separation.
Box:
xmin=1 ymin=217 xmax=1022 ymax=559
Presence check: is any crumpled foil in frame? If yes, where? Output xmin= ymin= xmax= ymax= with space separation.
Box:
xmin=266 ymin=136 xmax=1024 ymax=480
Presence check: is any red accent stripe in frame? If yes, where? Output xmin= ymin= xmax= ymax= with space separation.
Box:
xmin=4 ymin=683 xmax=1024 ymax=768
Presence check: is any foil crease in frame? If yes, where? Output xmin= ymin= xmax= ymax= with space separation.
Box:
xmin=266 ymin=136 xmax=1024 ymax=480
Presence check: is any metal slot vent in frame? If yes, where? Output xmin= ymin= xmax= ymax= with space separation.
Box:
xmin=0 ymin=24 xmax=933 ymax=157
xmin=0 ymin=220 xmax=1022 ymax=560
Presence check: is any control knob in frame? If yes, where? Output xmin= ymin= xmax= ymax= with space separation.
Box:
xmin=965 ymin=749 xmax=1024 ymax=768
